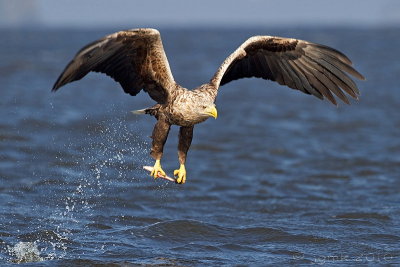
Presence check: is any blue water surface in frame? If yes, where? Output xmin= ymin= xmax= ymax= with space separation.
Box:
xmin=0 ymin=27 xmax=399 ymax=265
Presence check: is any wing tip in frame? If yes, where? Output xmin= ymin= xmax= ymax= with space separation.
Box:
xmin=51 ymin=82 xmax=58 ymax=92
xmin=350 ymin=68 xmax=366 ymax=81
xmin=328 ymin=92 xmax=362 ymax=106
xmin=51 ymin=82 xmax=59 ymax=92
xmin=51 ymin=77 xmax=64 ymax=92
xmin=330 ymin=98 xmax=339 ymax=107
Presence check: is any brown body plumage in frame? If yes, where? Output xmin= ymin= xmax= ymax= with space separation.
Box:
xmin=52 ymin=28 xmax=364 ymax=184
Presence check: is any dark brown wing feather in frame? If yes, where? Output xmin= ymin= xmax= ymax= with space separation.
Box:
xmin=211 ymin=36 xmax=365 ymax=105
xmin=52 ymin=28 xmax=175 ymax=104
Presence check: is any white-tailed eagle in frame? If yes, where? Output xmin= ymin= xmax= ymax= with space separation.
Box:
xmin=53 ymin=28 xmax=364 ymax=184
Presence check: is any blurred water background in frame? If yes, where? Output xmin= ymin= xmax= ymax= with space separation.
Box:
xmin=0 ymin=27 xmax=399 ymax=265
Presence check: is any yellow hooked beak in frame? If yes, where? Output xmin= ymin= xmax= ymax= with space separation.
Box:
xmin=205 ymin=106 xmax=218 ymax=119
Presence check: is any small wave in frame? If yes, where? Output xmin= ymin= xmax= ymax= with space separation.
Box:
xmin=86 ymin=223 xmax=113 ymax=230
xmin=142 ymin=219 xmax=228 ymax=242
xmin=172 ymin=243 xmax=222 ymax=253
xmin=0 ymin=133 xmax=29 ymax=142
xmin=309 ymin=173 xmax=350 ymax=180
xmin=358 ymin=233 xmax=400 ymax=244
xmin=51 ymin=259 xmax=125 ymax=266
xmin=34 ymin=178 xmax=67 ymax=186
xmin=334 ymin=212 xmax=391 ymax=221
xmin=18 ymin=230 xmax=70 ymax=243
xmin=109 ymin=215 xmax=159 ymax=226
xmin=237 ymin=227 xmax=337 ymax=244
xmin=139 ymin=220 xmax=337 ymax=247
xmin=0 ymin=232 xmax=12 ymax=238
xmin=218 ymin=243 xmax=262 ymax=252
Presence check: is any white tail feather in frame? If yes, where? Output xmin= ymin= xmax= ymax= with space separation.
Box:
xmin=131 ymin=109 xmax=146 ymax=115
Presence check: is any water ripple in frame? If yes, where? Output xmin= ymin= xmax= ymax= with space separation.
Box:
xmin=1 ymin=28 xmax=399 ymax=265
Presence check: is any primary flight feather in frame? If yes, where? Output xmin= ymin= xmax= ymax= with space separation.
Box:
xmin=53 ymin=28 xmax=364 ymax=184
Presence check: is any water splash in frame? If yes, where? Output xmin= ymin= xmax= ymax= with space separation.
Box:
xmin=48 ymin=114 xmax=149 ymax=255
xmin=8 ymin=242 xmax=42 ymax=263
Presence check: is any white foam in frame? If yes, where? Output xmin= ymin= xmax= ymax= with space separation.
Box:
xmin=9 ymin=242 xmax=42 ymax=263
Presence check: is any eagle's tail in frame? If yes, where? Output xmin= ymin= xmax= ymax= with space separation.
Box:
xmin=131 ymin=105 xmax=160 ymax=117
xmin=131 ymin=108 xmax=147 ymax=115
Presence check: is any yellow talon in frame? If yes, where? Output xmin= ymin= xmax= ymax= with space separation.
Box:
xmin=150 ymin=159 xmax=166 ymax=179
xmin=174 ymin=164 xmax=186 ymax=184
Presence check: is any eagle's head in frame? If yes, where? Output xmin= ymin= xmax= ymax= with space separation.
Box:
xmin=199 ymin=102 xmax=218 ymax=119
xmin=191 ymin=84 xmax=218 ymax=120
xmin=174 ymin=87 xmax=218 ymax=125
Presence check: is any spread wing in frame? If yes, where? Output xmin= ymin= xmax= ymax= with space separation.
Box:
xmin=52 ymin=28 xmax=175 ymax=104
xmin=211 ymin=36 xmax=365 ymax=105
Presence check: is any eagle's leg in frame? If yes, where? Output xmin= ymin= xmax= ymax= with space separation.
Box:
xmin=174 ymin=126 xmax=194 ymax=184
xmin=150 ymin=116 xmax=171 ymax=179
